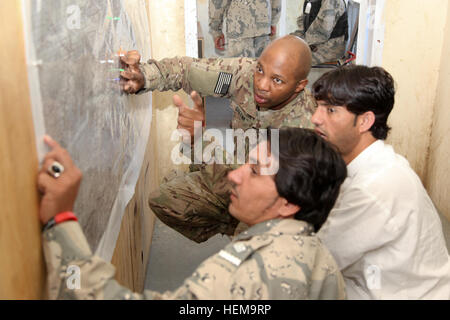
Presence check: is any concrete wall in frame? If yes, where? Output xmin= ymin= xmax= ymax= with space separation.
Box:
xmin=382 ymin=0 xmax=448 ymax=180
xmin=381 ymin=0 xmax=449 ymax=220
xmin=148 ymin=0 xmax=191 ymax=181
xmin=425 ymin=2 xmax=450 ymax=221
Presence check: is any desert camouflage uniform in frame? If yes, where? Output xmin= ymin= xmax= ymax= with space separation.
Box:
xmin=138 ymin=56 xmax=316 ymax=243
xmin=291 ymin=0 xmax=348 ymax=65
xmin=43 ymin=219 xmax=346 ymax=300
xmin=209 ymin=0 xmax=281 ymax=57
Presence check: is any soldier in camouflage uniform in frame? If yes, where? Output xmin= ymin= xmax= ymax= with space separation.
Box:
xmin=291 ymin=0 xmax=348 ymax=65
xmin=209 ymin=0 xmax=281 ymax=57
xmin=119 ymin=35 xmax=317 ymax=243
xmin=39 ymin=129 xmax=347 ymax=299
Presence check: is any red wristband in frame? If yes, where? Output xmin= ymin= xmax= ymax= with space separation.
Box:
xmin=54 ymin=211 xmax=78 ymax=224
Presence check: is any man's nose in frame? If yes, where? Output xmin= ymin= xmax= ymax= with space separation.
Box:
xmin=227 ymin=168 xmax=240 ymax=185
xmin=311 ymin=107 xmax=323 ymax=126
xmin=257 ymin=76 xmax=270 ymax=92
xmin=227 ymin=165 xmax=245 ymax=184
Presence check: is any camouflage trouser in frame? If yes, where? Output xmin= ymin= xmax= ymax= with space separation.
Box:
xmin=226 ymin=34 xmax=271 ymax=58
xmin=149 ymin=163 xmax=240 ymax=243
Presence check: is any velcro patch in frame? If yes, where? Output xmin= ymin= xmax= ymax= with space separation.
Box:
xmin=218 ymin=250 xmax=242 ymax=266
xmin=214 ymin=72 xmax=233 ymax=95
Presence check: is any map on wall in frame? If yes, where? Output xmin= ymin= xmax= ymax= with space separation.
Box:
xmin=23 ymin=0 xmax=152 ymax=261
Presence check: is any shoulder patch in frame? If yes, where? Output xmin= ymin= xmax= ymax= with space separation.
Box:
xmin=218 ymin=250 xmax=242 ymax=266
xmin=214 ymin=72 xmax=233 ymax=95
xmin=217 ymin=237 xmax=273 ymax=270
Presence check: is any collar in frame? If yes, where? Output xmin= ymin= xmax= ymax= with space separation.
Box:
xmin=234 ymin=218 xmax=314 ymax=241
xmin=347 ymin=140 xmax=385 ymax=178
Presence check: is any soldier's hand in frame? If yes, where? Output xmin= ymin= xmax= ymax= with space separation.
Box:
xmin=37 ymin=135 xmax=82 ymax=225
xmin=214 ymin=34 xmax=225 ymax=51
xmin=173 ymin=91 xmax=205 ymax=142
xmin=120 ymin=50 xmax=145 ymax=94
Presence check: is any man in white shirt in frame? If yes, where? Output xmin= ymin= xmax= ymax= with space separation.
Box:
xmin=311 ymin=65 xmax=450 ymax=299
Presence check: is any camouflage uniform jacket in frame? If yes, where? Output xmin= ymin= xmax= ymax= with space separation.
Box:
xmin=293 ymin=0 xmax=347 ymax=46
xmin=139 ymin=56 xmax=316 ymax=130
xmin=291 ymin=0 xmax=347 ymax=64
xmin=209 ymin=0 xmax=282 ymax=40
xmin=43 ymin=219 xmax=346 ymax=299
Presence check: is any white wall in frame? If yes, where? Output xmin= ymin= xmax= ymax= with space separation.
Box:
xmin=425 ymin=2 xmax=450 ymax=220
xmin=382 ymin=0 xmax=449 ymax=181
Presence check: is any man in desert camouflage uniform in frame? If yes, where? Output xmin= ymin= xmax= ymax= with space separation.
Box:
xmin=209 ymin=0 xmax=281 ymax=57
xmin=39 ymin=129 xmax=347 ymax=299
xmin=291 ymin=0 xmax=348 ymax=65
xmin=119 ymin=35 xmax=317 ymax=243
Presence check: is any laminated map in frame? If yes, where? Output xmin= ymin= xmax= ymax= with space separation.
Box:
xmin=23 ymin=0 xmax=152 ymax=261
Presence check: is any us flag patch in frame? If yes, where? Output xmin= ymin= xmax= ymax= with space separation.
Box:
xmin=214 ymin=72 xmax=233 ymax=95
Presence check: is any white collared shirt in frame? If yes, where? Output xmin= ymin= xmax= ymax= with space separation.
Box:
xmin=318 ymin=140 xmax=450 ymax=299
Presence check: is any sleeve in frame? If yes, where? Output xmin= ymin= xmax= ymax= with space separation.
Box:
xmin=140 ymin=56 xmax=253 ymax=101
xmin=138 ymin=56 xmax=196 ymax=94
xmin=271 ymin=0 xmax=282 ymax=25
xmin=208 ymin=0 xmax=231 ymax=38
xmin=315 ymin=271 xmax=347 ymax=300
xmin=317 ymin=186 xmax=400 ymax=270
xmin=304 ymin=0 xmax=346 ymax=45
xmin=42 ymin=221 xmax=207 ymax=300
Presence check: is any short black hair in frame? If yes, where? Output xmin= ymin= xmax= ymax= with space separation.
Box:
xmin=272 ymin=128 xmax=347 ymax=232
xmin=312 ymin=65 xmax=395 ymax=140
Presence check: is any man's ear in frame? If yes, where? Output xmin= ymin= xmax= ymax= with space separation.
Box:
xmin=279 ymin=198 xmax=300 ymax=219
xmin=358 ymin=111 xmax=376 ymax=134
xmin=294 ymin=79 xmax=308 ymax=93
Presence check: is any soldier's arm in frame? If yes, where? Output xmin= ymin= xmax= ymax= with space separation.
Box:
xmin=42 ymin=221 xmax=213 ymax=300
xmin=121 ymin=51 xmax=237 ymax=96
xmin=303 ymin=0 xmax=346 ymax=45
xmin=134 ymin=56 xmax=197 ymax=94
xmin=134 ymin=55 xmax=252 ymax=102
xmin=208 ymin=0 xmax=231 ymax=39
xmin=37 ymin=136 xmax=199 ymax=300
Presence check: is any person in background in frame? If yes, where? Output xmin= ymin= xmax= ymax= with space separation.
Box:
xmin=120 ymin=35 xmax=316 ymax=243
xmin=311 ymin=65 xmax=450 ymax=299
xmin=39 ymin=128 xmax=347 ymax=299
xmin=291 ymin=0 xmax=348 ymax=65
xmin=209 ymin=0 xmax=281 ymax=57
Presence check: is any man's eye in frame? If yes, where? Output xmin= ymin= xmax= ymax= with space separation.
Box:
xmin=250 ymin=166 xmax=258 ymax=175
xmin=327 ymin=107 xmax=336 ymax=113
xmin=273 ymin=78 xmax=282 ymax=84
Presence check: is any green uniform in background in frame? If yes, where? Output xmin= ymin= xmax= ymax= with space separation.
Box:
xmin=43 ymin=219 xmax=346 ymax=299
xmin=291 ymin=0 xmax=348 ymax=65
xmin=209 ymin=0 xmax=281 ymax=57
xmin=139 ymin=56 xmax=316 ymax=243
